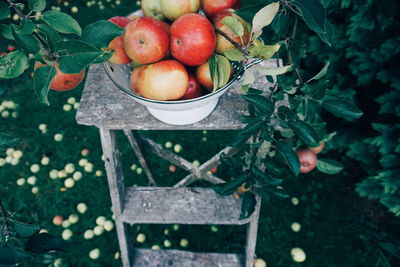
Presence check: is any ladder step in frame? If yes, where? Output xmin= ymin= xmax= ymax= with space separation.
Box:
xmin=131 ymin=248 xmax=244 ymax=267
xmin=120 ymin=187 xmax=251 ymax=225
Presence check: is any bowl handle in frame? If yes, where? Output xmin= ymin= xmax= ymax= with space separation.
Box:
xmin=244 ymin=58 xmax=263 ymax=69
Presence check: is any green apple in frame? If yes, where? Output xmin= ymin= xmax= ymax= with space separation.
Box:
xmin=160 ymin=0 xmax=200 ymax=21
xmin=141 ymin=0 xmax=166 ymax=21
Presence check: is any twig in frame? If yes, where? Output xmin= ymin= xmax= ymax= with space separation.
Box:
xmin=284 ymin=15 xmax=303 ymax=84
xmin=0 ymin=198 xmax=10 ymax=239
xmin=215 ymin=28 xmax=249 ymax=56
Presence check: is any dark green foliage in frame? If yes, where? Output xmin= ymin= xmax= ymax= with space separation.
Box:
xmin=303 ymin=0 xmax=400 ymax=216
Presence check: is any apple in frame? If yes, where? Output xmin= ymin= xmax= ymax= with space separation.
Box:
xmin=52 ymin=215 xmax=64 ymax=226
xmin=129 ymin=65 xmax=145 ymax=93
xmin=181 ymin=73 xmax=204 ymax=100
xmin=309 ymin=142 xmax=325 ymax=154
xmin=141 ymin=0 xmax=167 ymax=21
xmin=296 ymin=149 xmax=317 ymax=173
xmin=123 ymin=16 xmax=169 ymax=64
xmin=201 ymin=0 xmax=240 ymax=19
xmin=136 ymin=60 xmax=189 ymax=100
xmin=213 ymin=9 xmax=251 ymax=52
xmin=170 ymin=13 xmax=216 ymax=66
xmin=195 ymin=61 xmax=213 ymax=90
xmin=107 ymin=16 xmax=132 ymax=64
xmin=34 ymin=62 xmax=85 ymax=91
xmin=160 ymin=0 xmax=200 ymax=21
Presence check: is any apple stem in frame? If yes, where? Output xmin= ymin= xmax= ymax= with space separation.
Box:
xmin=215 ymin=28 xmax=249 ymax=57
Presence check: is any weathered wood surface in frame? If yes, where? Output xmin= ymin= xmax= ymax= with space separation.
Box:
xmin=75 ymin=62 xmax=275 ymax=130
xmin=245 ymin=195 xmax=261 ymax=267
xmin=131 ymin=248 xmax=244 ymax=267
xmin=120 ymin=187 xmax=253 ymax=225
xmin=99 ymin=129 xmax=132 ymax=267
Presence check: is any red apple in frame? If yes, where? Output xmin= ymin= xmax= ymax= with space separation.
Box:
xmin=201 ymin=0 xmax=240 ymax=19
xmin=34 ymin=62 xmax=85 ymax=91
xmin=170 ymin=13 xmax=216 ymax=66
xmin=123 ymin=16 xmax=169 ymax=64
xmin=130 ymin=65 xmax=145 ymax=92
xmin=52 ymin=215 xmax=64 ymax=226
xmin=108 ymin=16 xmax=131 ymax=28
xmin=181 ymin=73 xmax=204 ymax=100
xmin=214 ymin=9 xmax=251 ymax=52
xmin=309 ymin=142 xmax=325 ymax=154
xmin=160 ymin=0 xmax=200 ymax=21
xmin=136 ymin=60 xmax=189 ymax=100
xmin=296 ymin=149 xmax=317 ymax=173
xmin=195 ymin=61 xmax=213 ymax=90
xmin=107 ymin=16 xmax=132 ymax=64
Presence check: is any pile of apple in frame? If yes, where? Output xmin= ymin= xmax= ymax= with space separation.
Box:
xmin=106 ymin=0 xmax=248 ymax=101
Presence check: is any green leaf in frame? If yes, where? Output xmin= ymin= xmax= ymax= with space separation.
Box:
xmin=0 ymin=2 xmax=9 ymax=20
xmin=208 ymin=55 xmax=218 ymax=91
xmin=235 ymin=3 xmax=264 ymax=24
xmin=9 ymin=220 xmax=40 ymax=238
xmin=264 ymin=160 xmax=284 ymax=177
xmin=240 ymin=191 xmax=257 ymax=219
xmin=11 ymin=24 xmax=40 ymax=54
xmin=256 ymin=64 xmax=292 ymax=76
xmin=34 ymin=65 xmax=57 ymax=105
xmin=249 ymin=44 xmax=280 ymax=60
xmin=82 ymin=20 xmax=124 ymax=49
xmin=307 ymin=62 xmax=330 ymax=82
xmin=212 ymin=175 xmax=249 ymax=196
xmin=239 ymin=118 xmax=264 ymax=136
xmin=293 ymin=0 xmax=326 ymax=35
xmin=36 ymin=24 xmax=61 ymax=51
xmin=288 ymin=120 xmax=320 ymax=146
xmin=304 ymin=98 xmax=321 ymax=120
xmin=56 ymin=40 xmax=106 ymax=74
xmin=251 ymin=2 xmax=280 ymax=39
xmin=242 ymin=94 xmax=274 ymax=115
xmin=215 ymin=54 xmax=232 ymax=88
xmin=28 ymin=0 xmax=46 ymax=12
xmin=221 ymin=16 xmax=244 ymax=37
xmin=317 ymin=158 xmax=343 ymax=174
xmin=42 ymin=11 xmax=81 ymax=36
xmin=253 ymin=167 xmax=282 ymax=186
xmin=316 ymin=19 xmax=334 ymax=46
xmin=25 ymin=233 xmax=69 ymax=254
xmin=323 ymin=95 xmax=363 ymax=120
xmin=0 ymin=50 xmax=28 ymax=79
xmin=302 ymin=80 xmax=328 ymax=99
xmin=242 ymin=69 xmax=255 ymax=85
xmin=0 ymin=133 xmax=20 ymax=152
xmin=276 ymin=141 xmax=300 ymax=176
xmin=16 ymin=19 xmax=36 ymax=34
xmin=0 ymin=24 xmax=13 ymax=40
xmin=0 ymin=243 xmax=31 ymax=265
xmin=222 ymin=48 xmax=244 ymax=61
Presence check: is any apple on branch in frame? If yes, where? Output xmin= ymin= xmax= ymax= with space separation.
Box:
xmin=34 ymin=62 xmax=85 ymax=91
xmin=123 ymin=16 xmax=169 ymax=65
xmin=296 ymin=149 xmax=317 ymax=173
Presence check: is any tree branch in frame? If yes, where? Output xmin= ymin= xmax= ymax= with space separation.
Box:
xmin=215 ymin=28 xmax=249 ymax=56
xmin=0 ymin=198 xmax=10 ymax=239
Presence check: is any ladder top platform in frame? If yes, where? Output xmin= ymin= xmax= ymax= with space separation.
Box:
xmin=75 ymin=62 xmax=274 ymax=130
xmin=120 ymin=187 xmax=252 ymax=225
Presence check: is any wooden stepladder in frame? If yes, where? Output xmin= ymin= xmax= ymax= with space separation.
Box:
xmin=76 ymin=63 xmax=273 ymax=267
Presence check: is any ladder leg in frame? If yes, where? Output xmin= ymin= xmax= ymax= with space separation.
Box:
xmin=99 ymin=128 xmax=132 ymax=267
xmin=245 ymin=196 xmax=261 ymax=267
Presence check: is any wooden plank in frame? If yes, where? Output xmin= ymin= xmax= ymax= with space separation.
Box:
xmin=245 ymin=195 xmax=261 ymax=267
xmin=75 ymin=61 xmax=276 ymax=130
xmin=131 ymin=248 xmax=244 ymax=267
xmin=99 ymin=129 xmax=132 ymax=267
xmin=120 ymin=187 xmax=252 ymax=225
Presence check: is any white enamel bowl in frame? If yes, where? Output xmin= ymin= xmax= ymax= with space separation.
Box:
xmin=103 ymin=10 xmax=260 ymax=125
